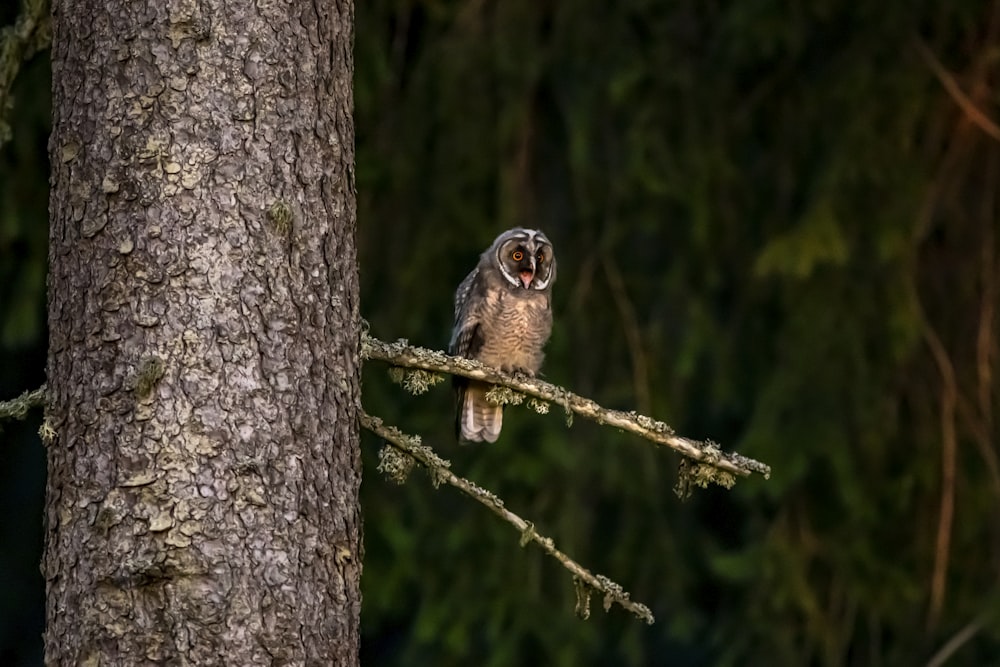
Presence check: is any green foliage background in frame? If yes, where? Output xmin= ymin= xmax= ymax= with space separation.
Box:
xmin=3 ymin=1 xmax=999 ymax=665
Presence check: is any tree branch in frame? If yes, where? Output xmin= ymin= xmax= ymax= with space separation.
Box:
xmin=0 ymin=0 xmax=51 ymax=147
xmin=360 ymin=411 xmax=655 ymax=624
xmin=362 ymin=333 xmax=771 ymax=484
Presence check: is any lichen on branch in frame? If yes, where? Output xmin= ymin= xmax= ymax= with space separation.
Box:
xmin=0 ymin=384 xmax=45 ymax=420
xmin=362 ymin=334 xmax=770 ymax=483
xmin=361 ymin=411 xmax=655 ymax=624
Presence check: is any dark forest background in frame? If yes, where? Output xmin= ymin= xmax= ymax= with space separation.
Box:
xmin=3 ymin=1 xmax=999 ymax=665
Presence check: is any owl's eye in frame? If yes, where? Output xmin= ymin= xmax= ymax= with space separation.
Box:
xmin=536 ymin=252 xmax=545 ymax=263
xmin=511 ymin=250 xmax=524 ymax=261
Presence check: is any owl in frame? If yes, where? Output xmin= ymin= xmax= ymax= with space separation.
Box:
xmin=449 ymin=228 xmax=557 ymax=443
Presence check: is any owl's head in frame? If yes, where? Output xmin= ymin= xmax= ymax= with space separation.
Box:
xmin=490 ymin=228 xmax=556 ymax=291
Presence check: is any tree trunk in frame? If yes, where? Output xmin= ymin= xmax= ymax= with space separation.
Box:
xmin=44 ymin=0 xmax=360 ymax=663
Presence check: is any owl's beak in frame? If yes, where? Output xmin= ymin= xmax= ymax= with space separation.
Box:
xmin=519 ymin=257 xmax=536 ymax=288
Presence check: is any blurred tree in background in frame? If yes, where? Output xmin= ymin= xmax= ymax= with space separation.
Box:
xmin=3 ymin=0 xmax=999 ymax=665
xmin=0 ymin=0 xmax=49 ymax=664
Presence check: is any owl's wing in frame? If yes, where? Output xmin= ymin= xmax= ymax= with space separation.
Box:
xmin=449 ymin=267 xmax=484 ymax=359
xmin=449 ymin=266 xmax=496 ymax=442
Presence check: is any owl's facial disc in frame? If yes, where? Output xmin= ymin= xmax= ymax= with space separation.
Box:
xmin=495 ymin=229 xmax=553 ymax=290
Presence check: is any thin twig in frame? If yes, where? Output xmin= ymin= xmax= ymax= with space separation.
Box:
xmin=362 ymin=334 xmax=770 ymax=481
xmin=965 ymin=149 xmax=1000 ymax=500
xmin=360 ymin=411 xmax=656 ymax=624
xmin=925 ymin=612 xmax=988 ymax=667
xmin=920 ymin=317 xmax=958 ymax=632
xmin=913 ymin=36 xmax=1000 ymax=143
xmin=602 ymin=256 xmax=653 ymax=416
xmin=976 ymin=150 xmax=996 ymax=435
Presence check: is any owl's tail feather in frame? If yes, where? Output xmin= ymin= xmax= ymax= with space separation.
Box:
xmin=457 ymin=382 xmax=503 ymax=443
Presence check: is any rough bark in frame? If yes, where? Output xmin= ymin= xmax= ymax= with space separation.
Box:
xmin=44 ymin=0 xmax=360 ymax=664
